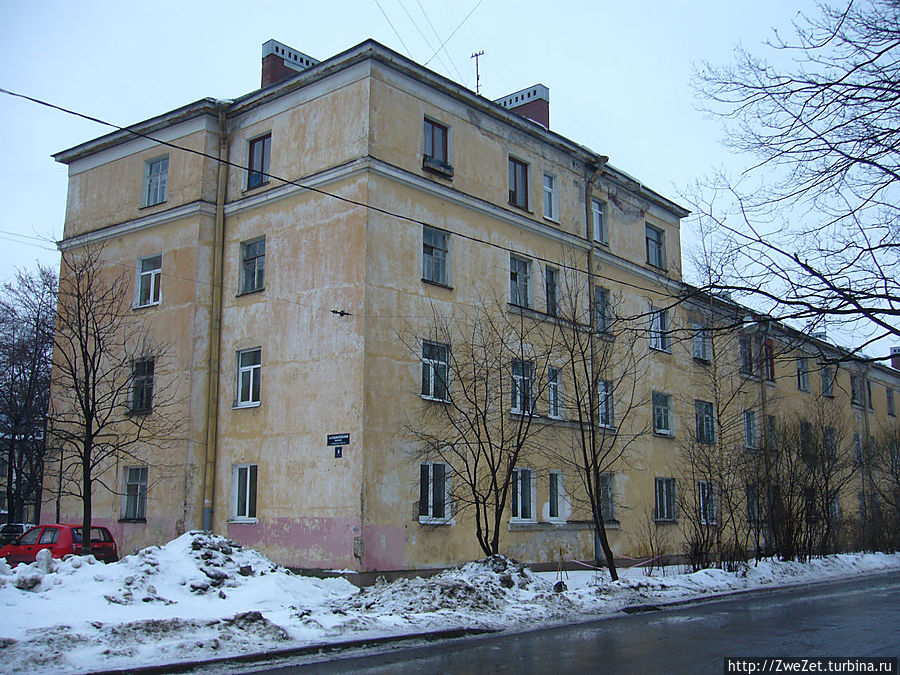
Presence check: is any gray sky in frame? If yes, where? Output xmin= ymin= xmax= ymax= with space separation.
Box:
xmin=0 ymin=0 xmax=813 ymax=280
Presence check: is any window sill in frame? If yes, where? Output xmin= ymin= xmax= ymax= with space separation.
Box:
xmin=421 ymin=395 xmax=450 ymax=404
xmin=649 ymin=347 xmax=672 ymax=355
xmin=653 ymin=430 xmax=674 ymax=439
xmin=418 ymin=516 xmax=456 ymax=526
xmin=139 ymin=200 xmax=168 ymax=210
xmin=421 ymin=278 xmax=454 ymax=291
xmin=422 ymin=157 xmax=454 ymax=179
xmin=236 ymin=287 xmax=265 ymax=298
xmin=132 ymin=301 xmax=161 ymax=311
xmin=125 ymin=409 xmax=151 ymax=417
xmin=693 ymin=356 xmax=710 ymax=365
xmin=507 ymin=201 xmax=532 ymax=214
xmin=593 ymin=239 xmax=609 ymax=247
xmin=543 ymin=216 xmax=560 ymax=226
xmin=243 ymin=180 xmax=270 ymax=193
xmin=654 ymin=518 xmax=678 ymax=524
xmin=228 ymin=518 xmax=258 ymax=524
xmin=118 ymin=518 xmax=146 ymax=524
xmin=233 ymin=402 xmax=261 ymax=410
xmin=508 ymin=521 xmax=596 ymax=532
xmin=646 ymin=262 xmax=667 ymax=273
xmin=508 ymin=518 xmax=538 ymax=527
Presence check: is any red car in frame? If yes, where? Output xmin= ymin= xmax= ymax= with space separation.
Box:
xmin=0 ymin=524 xmax=118 ymax=566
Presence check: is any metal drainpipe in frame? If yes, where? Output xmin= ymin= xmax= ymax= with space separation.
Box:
xmin=202 ymin=102 xmax=231 ymax=531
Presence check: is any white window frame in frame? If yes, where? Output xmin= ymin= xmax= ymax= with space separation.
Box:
xmin=542 ymin=172 xmax=558 ymax=221
xmin=744 ymin=409 xmax=758 ymax=449
xmin=508 ymin=156 xmax=529 ymax=209
xmin=739 ymin=335 xmax=754 ymax=375
xmin=599 ymin=472 xmax=615 ymax=523
xmin=419 ymin=461 xmax=453 ymax=524
xmin=548 ymin=470 xmax=565 ymax=521
xmin=142 ymin=155 xmax=168 ymax=207
xmin=645 ymin=223 xmax=665 ymax=269
xmin=511 ymin=359 xmax=535 ymax=415
xmin=545 ymin=266 xmax=558 ymax=316
xmin=649 ymin=306 xmax=670 ymax=352
xmin=423 ymin=117 xmax=451 ymax=168
xmin=510 ymin=255 xmax=532 ymax=308
xmin=695 ymin=399 xmax=715 ymax=444
xmin=247 ymin=133 xmax=271 ymax=189
xmin=652 ymin=391 xmax=673 ymax=436
xmin=796 ymin=357 xmax=810 ymax=392
xmin=134 ymin=254 xmax=162 ymax=308
xmin=421 ymin=341 xmax=450 ymax=402
xmin=655 ymin=477 xmax=676 ymax=522
xmin=510 ymin=467 xmax=536 ymax=522
xmin=422 ymin=226 xmax=449 ymax=286
xmin=230 ymin=464 xmax=257 ymax=522
xmin=235 ymin=348 xmax=261 ymax=408
xmin=591 ymin=198 xmax=607 ymax=244
xmin=594 ymin=287 xmax=609 ymax=332
xmin=698 ymin=480 xmax=718 ymax=525
xmin=851 ymin=374 xmax=864 ymax=406
xmin=691 ymin=322 xmax=711 ymax=362
xmin=121 ymin=466 xmax=148 ymax=521
xmin=821 ymin=364 xmax=835 ymax=397
xmin=888 ymin=388 xmax=896 ymax=417
xmin=598 ymin=379 xmax=614 ymax=428
xmin=240 ymin=237 xmax=266 ymax=294
xmin=129 ymin=358 xmax=154 ymax=413
xmin=548 ymin=367 xmax=562 ymax=419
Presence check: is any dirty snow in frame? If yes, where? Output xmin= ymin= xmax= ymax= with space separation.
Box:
xmin=0 ymin=532 xmax=897 ymax=674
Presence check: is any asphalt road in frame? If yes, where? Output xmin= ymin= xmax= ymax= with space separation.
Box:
xmin=239 ymin=570 xmax=900 ymax=674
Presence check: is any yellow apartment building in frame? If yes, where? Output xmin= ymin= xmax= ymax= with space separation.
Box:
xmin=46 ymin=39 xmax=900 ymax=571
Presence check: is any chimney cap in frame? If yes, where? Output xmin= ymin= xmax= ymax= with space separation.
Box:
xmin=494 ymin=84 xmax=550 ymax=110
xmin=262 ymin=39 xmax=320 ymax=73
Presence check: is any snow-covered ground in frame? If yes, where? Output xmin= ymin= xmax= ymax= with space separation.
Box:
xmin=1 ymin=532 xmax=898 ymax=674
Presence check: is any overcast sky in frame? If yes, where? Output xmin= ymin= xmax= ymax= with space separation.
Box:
xmin=0 ymin=1 xmax=815 ymax=284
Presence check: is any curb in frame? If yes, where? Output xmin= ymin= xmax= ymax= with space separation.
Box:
xmin=85 ymin=626 xmax=499 ymax=675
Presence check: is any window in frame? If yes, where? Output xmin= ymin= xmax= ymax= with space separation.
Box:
xmin=823 ymin=426 xmax=837 ymax=457
xmin=739 ymin=335 xmax=754 ymax=375
xmin=549 ymin=471 xmax=564 ymax=520
xmin=821 ymin=364 xmax=835 ymax=397
xmin=511 ymin=360 xmax=534 ymax=414
xmin=240 ymin=237 xmax=266 ymax=294
xmin=652 ymin=392 xmax=673 ymax=435
xmin=850 ymin=374 xmax=864 ymax=406
xmin=767 ymin=414 xmax=778 ymax=450
xmin=599 ymin=473 xmax=615 ymax=522
xmin=122 ymin=466 xmax=148 ymax=520
xmin=594 ymin=287 xmax=609 ymax=332
xmin=422 ymin=226 xmax=449 ymax=285
xmin=698 ymin=480 xmax=718 ymax=525
xmin=510 ymin=468 xmax=535 ymax=520
xmin=231 ymin=464 xmax=257 ymax=521
xmin=421 ymin=341 xmax=450 ymax=402
xmin=247 ymin=134 xmax=271 ymax=189
xmin=796 ymin=357 xmax=810 ymax=392
xmin=649 ymin=306 xmax=670 ymax=352
xmin=591 ymin=198 xmax=606 ymax=243
xmin=695 ymin=399 xmax=715 ymax=444
xmin=853 ymin=433 xmax=863 ymax=466
xmin=236 ymin=348 xmax=261 ymax=407
xmin=655 ymin=477 xmax=676 ymax=521
xmin=762 ymin=339 xmax=775 ymax=381
xmin=130 ymin=358 xmax=154 ymax=413
xmin=645 ymin=223 xmax=665 ymax=269
xmin=423 ymin=118 xmax=451 ymax=171
xmin=135 ymin=255 xmax=162 ymax=307
xmin=545 ymin=267 xmax=558 ymax=316
xmin=888 ymin=388 xmax=896 ymax=417
xmin=419 ymin=462 xmax=451 ymax=522
xmin=744 ymin=410 xmax=757 ymax=449
xmin=508 ymin=157 xmax=528 ymax=209
xmin=143 ymin=156 xmax=168 ymax=206
xmin=510 ymin=255 xmax=531 ymax=308
xmin=39 ymin=528 xmax=59 ymax=545
xmin=598 ymin=379 xmax=614 ymax=428
xmin=691 ymin=322 xmax=711 ymax=362
xmin=866 ymin=379 xmax=874 ymax=410
xmin=542 ymin=172 xmax=557 ymax=220
xmin=548 ymin=367 xmax=562 ymax=418
xmin=746 ymin=483 xmax=761 ymax=526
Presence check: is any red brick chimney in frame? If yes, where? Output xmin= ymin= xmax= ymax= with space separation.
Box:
xmin=891 ymin=346 xmax=900 ymax=370
xmin=261 ymin=40 xmax=319 ymax=89
xmin=494 ymin=85 xmax=550 ymax=128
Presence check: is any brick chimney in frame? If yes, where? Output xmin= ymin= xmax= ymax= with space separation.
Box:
xmin=261 ymin=40 xmax=320 ymax=88
xmin=494 ymin=84 xmax=550 ymax=128
xmin=891 ymin=346 xmax=900 ymax=370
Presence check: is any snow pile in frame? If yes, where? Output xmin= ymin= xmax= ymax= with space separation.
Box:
xmin=1 ymin=534 xmax=899 ymax=675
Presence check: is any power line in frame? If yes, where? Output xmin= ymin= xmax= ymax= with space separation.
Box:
xmin=0 ymin=86 xmax=682 ymax=315
xmin=373 ymin=0 xmax=416 ymax=60
xmin=424 ymin=0 xmax=482 ymax=66
xmin=405 ymin=0 xmax=466 ymax=85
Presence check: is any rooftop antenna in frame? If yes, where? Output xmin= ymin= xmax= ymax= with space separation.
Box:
xmin=471 ymin=50 xmax=485 ymax=95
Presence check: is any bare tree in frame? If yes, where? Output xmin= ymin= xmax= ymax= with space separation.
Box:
xmin=541 ymin=267 xmax=649 ymax=581
xmin=404 ymin=291 xmax=556 ymax=557
xmin=49 ymin=246 xmax=181 ymax=553
xmin=0 ymin=266 xmax=56 ymax=523
xmin=693 ymin=0 xmax=900 ymax=346
xmin=867 ymin=422 xmax=900 ymax=550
